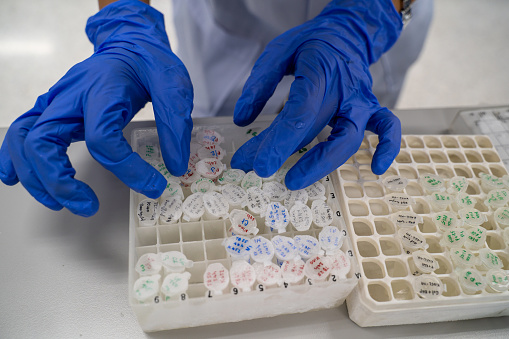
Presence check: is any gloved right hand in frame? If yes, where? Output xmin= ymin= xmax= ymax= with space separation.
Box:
xmin=0 ymin=0 xmax=193 ymax=217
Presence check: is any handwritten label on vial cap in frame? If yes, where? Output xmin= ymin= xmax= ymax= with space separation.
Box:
xmin=289 ymin=202 xmax=313 ymax=232
xmin=219 ymin=169 xmax=246 ymax=185
xmin=204 ymin=263 xmax=229 ymax=295
xmin=305 ymin=182 xmax=327 ymax=201
xmin=385 ymin=193 xmax=415 ymax=210
xmin=250 ymin=236 xmax=276 ymax=264
xmin=135 ymin=253 xmax=162 ymax=276
xmin=440 ymin=227 xmax=466 ymax=248
xmin=133 ymin=275 xmax=161 ymax=302
xmin=197 ymin=144 xmax=225 ymax=161
xmin=160 ymin=251 xmax=193 ymax=273
xmin=230 ymin=260 xmax=256 ymax=292
xmin=162 ymin=181 xmax=184 ymax=200
xmin=191 ymin=178 xmax=217 ymax=194
xmin=223 ymin=235 xmax=252 ymax=258
xmin=154 ymin=162 xmax=180 ymax=183
xmin=311 ymin=200 xmax=334 ymax=228
xmin=272 ymin=235 xmax=299 ymax=262
xmin=274 ymin=164 xmax=292 ymax=183
xmin=479 ymin=172 xmax=505 ymax=190
xmin=494 ymin=207 xmax=509 ymax=227
xmin=477 ymin=248 xmax=503 ymax=270
xmin=318 ymin=226 xmax=344 ymax=254
xmin=253 ymin=262 xmax=283 ymax=286
xmin=397 ymin=229 xmax=428 ymax=251
xmin=447 ymin=176 xmax=469 ymax=194
xmin=484 ymin=189 xmax=509 ymax=208
xmin=195 ymin=129 xmax=224 ymax=146
xmin=221 ymin=184 xmax=248 ymax=207
xmin=427 ymin=192 xmax=452 ymax=210
xmin=455 ymin=192 xmax=477 ymax=209
xmin=265 ymin=202 xmax=289 ymax=232
xmin=284 ymin=189 xmax=309 ymax=210
xmin=328 ymin=250 xmax=351 ymax=280
xmin=412 ymin=250 xmax=439 ymax=274
xmin=391 ymin=210 xmax=423 ymax=229
xmin=419 ymin=173 xmax=445 ymax=192
xmin=159 ymin=197 xmax=183 ymax=224
xmin=161 ymin=272 xmax=191 ymax=297
xmin=449 ymin=248 xmax=478 ymax=268
xmin=485 ymin=269 xmax=509 ymax=292
xmin=414 ymin=275 xmax=443 ymax=299
xmin=281 ymin=259 xmax=306 ymax=284
xmin=241 ymin=171 xmax=263 ymax=190
xmin=139 ymin=142 xmax=160 ymax=162
xmin=457 ymin=268 xmax=485 ymax=293
xmin=196 ymin=158 xmax=225 ymax=179
xmin=463 ymin=226 xmax=487 ymax=250
xmin=137 ymin=199 xmax=160 ymax=227
xmin=382 ymin=175 xmax=408 ymax=192
xmin=458 ymin=207 xmax=486 ymax=227
xmin=180 ymin=163 xmax=200 ymax=185
xmin=188 ymin=142 xmax=202 ymax=164
xmin=182 ymin=193 xmax=205 ymax=221
xmin=229 ymin=209 xmax=258 ymax=236
xmin=203 ymin=191 xmax=230 ymax=218
xmin=262 ymin=181 xmax=289 ymax=202
xmin=304 ymin=255 xmax=332 ymax=281
xmin=294 ymin=235 xmax=322 ymax=260
xmin=432 ymin=211 xmax=460 ymax=232
xmin=246 ymin=187 xmax=271 ymax=216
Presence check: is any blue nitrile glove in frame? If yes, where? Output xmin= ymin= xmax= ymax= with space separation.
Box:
xmin=231 ymin=0 xmax=402 ymax=190
xmin=0 ymin=0 xmax=193 ymax=217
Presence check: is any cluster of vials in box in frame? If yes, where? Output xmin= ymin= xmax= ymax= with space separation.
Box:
xmin=381 ymin=171 xmax=509 ymax=298
xmin=132 ymin=129 xmax=351 ymax=302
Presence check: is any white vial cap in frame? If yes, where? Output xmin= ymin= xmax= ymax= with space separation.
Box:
xmin=414 ymin=275 xmax=443 ymax=299
xmin=305 ymin=182 xmax=326 ymax=201
xmin=479 ymin=172 xmax=505 ymax=190
xmin=447 ymin=176 xmax=468 ymax=194
xmin=253 ymin=262 xmax=283 ymax=287
xmin=161 ymin=181 xmax=184 ymax=200
xmin=477 ymin=248 xmax=503 ymax=270
xmin=457 ymin=268 xmax=485 ymax=293
xmin=203 ymin=263 xmax=229 ymax=295
xmin=432 ymin=211 xmax=460 ymax=232
xmin=382 ymin=175 xmax=408 ymax=192
xmin=281 ymin=259 xmax=306 ymax=284
xmin=191 ymin=178 xmax=217 ymax=194
xmin=412 ymin=250 xmax=439 ymax=274
xmin=262 ymin=181 xmax=289 ymax=202
xmin=328 ymin=250 xmax=351 ymax=280
xmin=385 ymin=193 xmax=415 ymax=211
xmin=265 ymin=202 xmax=290 ymax=233
xmin=494 ymin=207 xmax=509 ymax=228
xmin=294 ymin=235 xmax=322 ymax=260
xmin=133 ymin=275 xmax=161 ymax=302
xmin=427 ymin=192 xmax=453 ymax=211
xmin=271 ymin=235 xmax=299 ymax=262
xmin=230 ymin=260 xmax=256 ymax=292
xmin=304 ymin=255 xmax=332 ymax=281
xmin=182 ymin=193 xmax=205 ymax=222
xmin=439 ymin=227 xmax=466 ymax=248
xmin=241 ymin=171 xmax=263 ymax=190
xmin=455 ymin=192 xmax=477 ymax=210
xmin=449 ymin=248 xmax=478 ymax=268
xmin=195 ymin=158 xmax=225 ymax=180
xmin=391 ymin=210 xmax=423 ymax=229
xmin=485 ymin=269 xmax=509 ymax=292
xmin=289 ymin=201 xmax=313 ymax=232
xmin=160 ymin=251 xmax=193 ymax=273
xmin=135 ymin=253 xmax=162 ymax=276
xmin=137 ymin=199 xmax=160 ymax=227
xmin=250 ymin=236 xmax=275 ymax=264
xmin=318 ymin=226 xmax=344 ymax=254
xmin=195 ymin=129 xmax=224 ymax=146
xmin=398 ymin=229 xmax=428 ymax=251
xmin=179 ymin=163 xmax=201 ymax=186
xmin=203 ymin=191 xmax=230 ymax=219
xmin=246 ymin=186 xmax=270 ymax=216
xmin=161 ymin=272 xmax=192 ymax=298
xmin=139 ymin=141 xmax=160 ymax=163
xmin=197 ymin=144 xmax=225 ymax=161
xmin=284 ymin=189 xmax=309 ymax=210
xmin=221 ymin=184 xmax=248 ymax=207
xmin=229 ymin=209 xmax=258 ymax=236
xmin=484 ymin=189 xmax=509 ymax=208
xmin=311 ymin=200 xmax=334 ymax=228
xmin=219 ymin=169 xmax=246 ymax=185
xmin=159 ymin=196 xmax=183 ymax=225
xmin=458 ymin=207 xmax=487 ymax=227
xmin=274 ymin=163 xmax=292 ymax=183
xmin=419 ymin=173 xmax=445 ymax=193
xmin=223 ymin=235 xmax=253 ymax=259
xmin=188 ymin=141 xmax=202 ymax=164
xmin=154 ymin=162 xmax=180 ymax=184
xmin=463 ymin=226 xmax=487 ymax=250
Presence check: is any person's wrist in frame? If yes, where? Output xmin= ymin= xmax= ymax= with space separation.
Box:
xmin=99 ymin=0 xmax=149 ymax=10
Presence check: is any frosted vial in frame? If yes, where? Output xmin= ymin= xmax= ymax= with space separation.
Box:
xmin=195 ymin=129 xmax=224 ymax=146
xmin=160 ymin=251 xmax=193 ymax=273
xmin=318 ymin=226 xmax=344 ymax=255
xmin=159 ymin=196 xmax=183 ymax=224
xmin=203 ymin=191 xmax=229 ymax=220
xmin=253 ymin=262 xmax=283 ymax=287
xmin=246 ymin=187 xmax=271 ymax=216
xmin=191 ymin=178 xmax=217 ymax=194
xmin=457 ymin=268 xmax=485 ymax=294
xmin=427 ymin=192 xmax=453 ymax=212
xmin=135 ymin=253 xmax=162 ymax=276
xmin=294 ymin=235 xmax=322 ymax=261
xmin=272 ymin=235 xmax=300 ymax=265
xmin=289 ymin=201 xmax=313 ymax=231
xmin=398 ymin=229 xmax=428 ymax=252
xmin=196 ymin=158 xmax=225 ymax=180
xmin=485 ymin=269 xmax=509 ymax=293
xmin=449 ymin=248 xmax=478 ymax=268
xmin=305 ymin=182 xmax=326 ymax=201
xmin=223 ymin=235 xmax=252 ymax=261
xmin=241 ymin=171 xmax=263 ymax=190
xmin=154 ymin=162 xmax=180 ymax=184
xmin=304 ymin=255 xmax=332 ymax=281
xmin=250 ymin=236 xmax=275 ymax=264
xmin=484 ymin=189 xmax=509 ymax=208
xmin=218 ymin=168 xmax=246 ymax=185
xmin=197 ymin=144 xmax=225 ymax=161
xmin=328 ymin=250 xmax=351 ymax=280
xmin=414 ymin=275 xmax=443 ymax=299
xmin=432 ymin=211 xmax=461 ymax=232
xmin=161 ymin=272 xmax=191 ymax=299
xmin=311 ymin=200 xmax=334 ymax=228
xmin=161 ymin=181 xmax=184 ymax=200
xmin=281 ymin=259 xmax=306 ymax=284
xmin=479 ymin=172 xmax=505 ymax=192
xmin=494 ymin=207 xmax=509 ymax=229
xmin=139 ymin=141 xmax=160 ymax=164
xmin=284 ymin=189 xmax=309 ymax=210
xmin=447 ymin=176 xmax=468 ymax=195
xmin=476 ymin=248 xmax=503 ymax=271
xmin=463 ymin=226 xmax=487 ymax=250
xmin=385 ymin=192 xmax=415 ymax=211
xmin=274 ymin=163 xmax=292 ymax=183
xmin=262 ymin=181 xmax=289 ymax=202
xmin=137 ymin=199 xmax=160 ymax=227
xmin=228 ymin=209 xmax=258 ymax=236
xmin=230 ymin=260 xmax=256 ymax=292
xmin=204 ymin=263 xmax=229 ymax=296
xmin=411 ymin=250 xmax=439 ymax=274
xmin=265 ymin=202 xmax=289 ymax=233
xmin=221 ymin=184 xmax=247 ymax=209
xmin=182 ymin=193 xmax=205 ymax=222
xmin=419 ymin=173 xmax=445 ymax=193
xmin=382 ymin=175 xmax=408 ymax=192
xmin=452 ymin=192 xmax=477 ymax=211
xmin=180 ymin=163 xmax=200 ymax=186
xmin=391 ymin=210 xmax=423 ymax=229
xmin=458 ymin=207 xmax=487 ymax=227
xmin=440 ymin=228 xmax=466 ymax=248
xmin=133 ymin=275 xmax=161 ymax=302
xmin=188 ymin=141 xmax=202 ymax=164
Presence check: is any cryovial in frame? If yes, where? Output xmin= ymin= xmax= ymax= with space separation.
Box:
xmin=311 ymin=200 xmax=334 ymax=228
xmin=458 ymin=207 xmax=487 ymax=227
xmin=197 ymin=144 xmax=225 ymax=161
xmin=449 ymin=248 xmax=478 ymax=268
xmin=304 ymin=255 xmax=332 ymax=282
xmin=294 ymin=235 xmax=322 ymax=261
xmin=457 ymin=268 xmax=485 ymax=294
xmin=284 ymin=189 xmax=309 ymax=210
xmin=160 ymin=251 xmax=193 ymax=274
xmin=281 ymin=259 xmax=306 ymax=284
xmin=262 ymin=181 xmax=289 ymax=202
xmin=195 ymin=158 xmax=225 ymax=180
xmin=447 ymin=176 xmax=469 ymax=195
xmin=419 ymin=173 xmax=445 ymax=193
xmin=414 ymin=275 xmax=443 ymax=299
xmin=195 ymin=129 xmax=224 ymax=146
xmin=485 ymin=269 xmax=509 ymax=293
xmin=188 ymin=141 xmax=202 ymax=165
xmin=230 ymin=260 xmax=256 ymax=292
xmin=426 ymin=192 xmax=453 ymax=212
xmin=328 ymin=250 xmax=351 ymax=281
xmin=398 ymin=229 xmax=428 ymax=252
xmin=253 ymin=262 xmax=283 ymax=287
xmin=228 ymin=209 xmax=258 ymax=236
xmin=133 ymin=275 xmax=161 ymax=303
xmin=452 ymin=192 xmax=477 ymax=211
xmin=202 ymin=191 xmax=230 ymax=220
xmin=154 ymin=162 xmax=180 ymax=184
xmin=161 ymin=181 xmax=184 ymax=200
xmin=274 ymin=163 xmax=292 ymax=183
xmin=137 ymin=199 xmax=160 ymax=227
xmin=272 ymin=235 xmax=300 ymax=266
xmin=203 ymin=263 xmax=229 ymax=296
xmin=135 ymin=253 xmax=162 ymax=276
xmin=411 ymin=250 xmax=439 ymax=274
xmin=245 ymin=186 xmax=271 ymax=216
xmin=432 ymin=211 xmax=461 ymax=232
xmin=159 ymin=196 xmax=183 ymax=225
xmin=476 ymin=248 xmax=503 ymax=271
xmin=250 ymin=236 xmax=275 ymax=265
xmin=265 ymin=202 xmax=290 ymax=233
xmin=223 ymin=235 xmax=252 ymax=262
xmin=161 ymin=272 xmax=192 ymax=300
xmin=391 ymin=210 xmax=423 ymax=229
xmin=494 ymin=207 xmax=509 ymax=229
xmin=221 ymin=184 xmax=248 ymax=209
xmin=440 ymin=228 xmax=466 ymax=248
xmin=218 ymin=168 xmax=246 ymax=185
xmin=318 ymin=226 xmax=344 ymax=255
xmin=479 ymin=172 xmax=505 ymax=192
xmin=182 ymin=193 xmax=205 ymax=222
xmin=191 ymin=178 xmax=217 ymax=194
xmin=484 ymin=189 xmax=509 ymax=209
xmin=180 ymin=163 xmax=201 ymax=186
xmin=463 ymin=226 xmax=487 ymax=250
xmin=385 ymin=192 xmax=415 ymax=211
xmin=289 ymin=201 xmax=313 ymax=232
xmin=305 ymin=182 xmax=326 ymax=201
xmin=382 ymin=175 xmax=408 ymax=192
xmin=241 ymin=171 xmax=263 ymax=190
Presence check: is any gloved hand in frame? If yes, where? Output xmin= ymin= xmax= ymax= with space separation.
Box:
xmin=0 ymin=0 xmax=193 ymax=216
xmin=231 ymin=0 xmax=403 ymax=190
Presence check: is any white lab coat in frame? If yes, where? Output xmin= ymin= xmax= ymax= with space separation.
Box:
xmin=172 ymin=0 xmax=433 ymax=117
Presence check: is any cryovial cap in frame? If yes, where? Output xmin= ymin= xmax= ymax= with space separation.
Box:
xmin=179 ymin=163 xmax=200 ymax=186
xmin=485 ymin=269 xmax=509 ymax=292
xmin=484 ymin=189 xmax=509 ymax=208
xmin=477 ymin=248 xmax=503 ymax=270
xmin=159 ymin=196 xmax=183 ymax=225
xmin=281 ymin=259 xmax=306 ymax=284
xmin=449 ymin=248 xmax=478 ymax=268
xmin=204 ymin=263 xmax=229 ymax=295
xmin=191 ymin=178 xmax=217 ymax=194
xmin=161 ymin=272 xmax=191 ymax=298
xmin=447 ymin=176 xmax=468 ymax=195
xmin=229 ymin=209 xmax=258 ymax=236
xmin=195 ymin=129 xmax=224 ymax=146
xmin=458 ymin=207 xmax=486 ymax=227
xmin=294 ymin=235 xmax=322 ymax=260
xmin=250 ymin=236 xmax=275 ymax=264
xmin=137 ymin=199 xmax=160 ymax=227
xmin=304 ymin=255 xmax=332 ymax=281
xmin=182 ymin=193 xmax=205 ymax=222
xmin=133 ymin=275 xmax=161 ymax=302
xmin=188 ymin=142 xmax=202 ymax=164
xmin=284 ymin=189 xmax=309 ymax=210
xmin=195 ymin=158 xmax=225 ymax=180
xmin=139 ymin=141 xmax=160 ymax=163
xmin=432 ymin=211 xmax=461 ymax=232
xmin=305 ymin=182 xmax=327 ymax=201
xmin=230 ymin=260 xmax=256 ymax=292
xmin=479 ymin=172 xmax=505 ymax=191
xmin=398 ymin=229 xmax=428 ymax=251
xmin=246 ymin=187 xmax=271 ymax=216
xmin=218 ymin=168 xmax=246 ymax=185
xmin=274 ymin=163 xmax=292 ymax=183
xmin=241 ymin=171 xmax=263 ymax=190
xmin=161 ymin=181 xmax=184 ymax=200
xmin=154 ymin=162 xmax=180 ymax=184
xmin=272 ymin=235 xmax=299 ymax=262
xmin=454 ymin=192 xmax=477 ymax=210
xmin=135 ymin=253 xmax=162 ymax=276
xmin=419 ymin=173 xmax=445 ymax=193
xmin=414 ymin=275 xmax=443 ymax=299
xmin=427 ymin=192 xmax=452 ymax=211
xmin=412 ymin=250 xmax=439 ymax=274
xmin=221 ymin=184 xmax=247 ymax=207
xmin=440 ymin=227 xmax=466 ymax=248
xmin=289 ymin=202 xmax=313 ymax=232
xmin=463 ymin=226 xmax=487 ymax=250
xmin=382 ymin=175 xmax=408 ymax=192
xmin=262 ymin=181 xmax=289 ymax=202
xmin=203 ymin=191 xmax=230 ymax=219
xmin=318 ymin=226 xmax=344 ymax=255
xmin=311 ymin=200 xmax=334 ymax=228
xmin=223 ymin=235 xmax=252 ymax=260
xmin=197 ymin=144 xmax=225 ymax=161
xmin=160 ymin=251 xmax=193 ymax=273
xmin=253 ymin=262 xmax=283 ymax=287
xmin=391 ymin=210 xmax=423 ymax=229
xmin=328 ymin=250 xmax=351 ymax=280
xmin=457 ymin=268 xmax=485 ymax=293
xmin=494 ymin=207 xmax=509 ymax=228
xmin=385 ymin=193 xmax=415 ymax=211
xmin=265 ymin=202 xmax=290 ymax=233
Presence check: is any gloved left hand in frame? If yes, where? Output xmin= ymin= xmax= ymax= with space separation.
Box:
xmin=231 ymin=0 xmax=403 ymax=190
